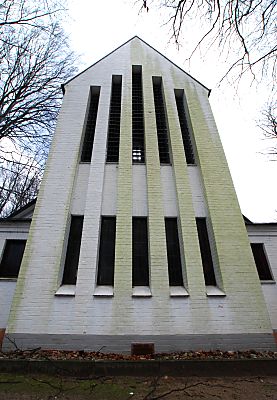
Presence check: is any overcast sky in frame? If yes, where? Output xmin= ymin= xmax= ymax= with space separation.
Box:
xmin=64 ymin=0 xmax=277 ymax=222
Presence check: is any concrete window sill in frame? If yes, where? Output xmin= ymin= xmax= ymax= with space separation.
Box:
xmin=206 ymin=286 xmax=226 ymax=297
xmin=132 ymin=286 xmax=152 ymax=297
xmin=170 ymin=286 xmax=189 ymax=297
xmin=261 ymin=280 xmax=276 ymax=284
xmin=94 ymin=286 xmax=114 ymax=297
xmin=55 ymin=285 xmax=76 ymax=296
xmin=0 ymin=278 xmax=17 ymax=282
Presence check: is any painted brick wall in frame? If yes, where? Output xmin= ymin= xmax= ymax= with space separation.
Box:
xmin=185 ymin=83 xmax=272 ymax=332
xmin=132 ymin=165 xmax=148 ymax=216
xmin=6 ymin=81 xmax=92 ymax=334
xmin=113 ymin=66 xmax=133 ymax=331
xmin=163 ymin=79 xmax=207 ymax=305
xmin=71 ymin=164 xmax=90 ymax=215
xmin=160 ymin=166 xmax=178 ymax=217
xmin=143 ymin=73 xmax=170 ymax=299
xmin=102 ymin=165 xmax=118 ymax=216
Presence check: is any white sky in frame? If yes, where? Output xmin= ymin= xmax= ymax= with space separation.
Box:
xmin=63 ymin=0 xmax=277 ymax=222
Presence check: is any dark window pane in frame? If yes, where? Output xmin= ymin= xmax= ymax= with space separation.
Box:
xmin=132 ymin=66 xmax=145 ymax=163
xmin=175 ymin=90 xmax=195 ymax=164
xmin=196 ymin=218 xmax=216 ymax=286
xmin=106 ymin=76 xmax=122 ymax=162
xmin=97 ymin=217 xmax=116 ymax=285
xmin=152 ymin=77 xmax=170 ymax=164
xmin=251 ymin=243 xmax=273 ymax=280
xmin=0 ymin=240 xmax=26 ymax=278
xmin=62 ymin=216 xmax=84 ymax=285
xmin=165 ymin=218 xmax=183 ymax=286
xmin=132 ymin=217 xmax=149 ymax=286
xmin=81 ymin=87 xmax=100 ymax=162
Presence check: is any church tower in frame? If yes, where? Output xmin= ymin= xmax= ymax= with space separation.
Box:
xmin=3 ymin=37 xmax=275 ymax=352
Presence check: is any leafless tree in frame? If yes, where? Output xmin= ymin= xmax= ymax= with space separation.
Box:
xmin=0 ymin=149 xmax=42 ymax=217
xmin=0 ymin=23 xmax=76 ymax=152
xmin=257 ymin=101 xmax=277 ymax=159
xmin=141 ymin=1 xmax=276 ymax=81
xmin=0 ymin=0 xmax=65 ymax=29
xmin=0 ymin=0 xmax=76 ymax=217
xmin=140 ymin=1 xmax=277 ymax=144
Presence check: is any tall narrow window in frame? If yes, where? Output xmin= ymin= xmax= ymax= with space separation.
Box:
xmin=132 ymin=66 xmax=145 ymax=163
xmin=97 ymin=217 xmax=116 ymax=286
xmin=0 ymin=239 xmax=26 ymax=278
xmin=62 ymin=216 xmax=84 ymax=285
xmin=106 ymin=76 xmax=122 ymax=162
xmin=175 ymin=89 xmax=195 ymax=164
xmin=152 ymin=77 xmax=170 ymax=164
xmin=251 ymin=243 xmax=273 ymax=281
xmin=132 ymin=217 xmax=149 ymax=286
xmin=165 ymin=218 xmax=183 ymax=286
xmin=81 ymin=87 xmax=100 ymax=162
xmin=196 ymin=218 xmax=216 ymax=286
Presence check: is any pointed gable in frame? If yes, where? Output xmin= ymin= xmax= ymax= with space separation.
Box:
xmin=63 ymin=36 xmax=210 ymax=95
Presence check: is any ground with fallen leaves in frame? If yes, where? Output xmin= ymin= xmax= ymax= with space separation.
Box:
xmin=0 ymin=349 xmax=276 ymax=399
xmin=1 ymin=348 xmax=277 ymax=361
xmin=0 ymin=373 xmax=276 ymax=399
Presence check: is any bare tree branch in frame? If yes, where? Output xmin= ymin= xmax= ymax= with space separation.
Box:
xmin=140 ymin=0 xmax=277 ymax=149
xmin=257 ymin=101 xmax=277 ymax=159
xmin=0 ymin=0 xmax=66 ymax=30
xmin=0 ymin=23 xmax=76 ymax=145
xmin=258 ymin=103 xmax=277 ymax=139
xmin=141 ymin=0 xmax=276 ymax=80
xmin=0 ymin=0 xmax=77 ymax=217
xmin=0 ymin=148 xmax=43 ymax=217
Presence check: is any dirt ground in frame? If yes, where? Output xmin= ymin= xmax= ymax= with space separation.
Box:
xmin=0 ymin=373 xmax=276 ymax=400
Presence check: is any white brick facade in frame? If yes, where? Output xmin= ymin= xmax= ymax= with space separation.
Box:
xmin=0 ymin=37 xmax=276 ymax=352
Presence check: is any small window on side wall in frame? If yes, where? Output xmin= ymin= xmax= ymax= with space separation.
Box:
xmin=250 ymin=243 xmax=273 ymax=281
xmin=0 ymin=239 xmax=26 ymax=278
xmin=196 ymin=218 xmax=217 ymax=286
xmin=62 ymin=216 xmax=84 ymax=285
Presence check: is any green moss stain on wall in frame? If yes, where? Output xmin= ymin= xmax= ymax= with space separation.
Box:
xmin=7 ymin=127 xmax=59 ymax=331
xmin=130 ymin=39 xmax=172 ymax=332
xmin=101 ymin=43 xmax=135 ymax=334
xmin=142 ymin=72 xmax=169 ymax=296
xmin=6 ymin=102 xmax=62 ymax=330
xmin=113 ymin=74 xmax=132 ymax=296
xmin=163 ymin=81 xmax=206 ymax=296
xmin=7 ymin=89 xmax=88 ymax=333
xmin=163 ymin=74 xmax=213 ymax=332
xmin=185 ymin=83 xmax=272 ymax=331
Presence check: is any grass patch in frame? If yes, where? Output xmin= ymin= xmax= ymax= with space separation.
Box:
xmin=0 ymin=373 xmax=136 ymax=399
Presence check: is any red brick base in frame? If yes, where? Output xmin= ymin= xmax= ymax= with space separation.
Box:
xmin=0 ymin=329 xmax=5 ymax=350
xmin=273 ymin=331 xmax=277 ymax=346
xmin=131 ymin=342 xmax=155 ymax=356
